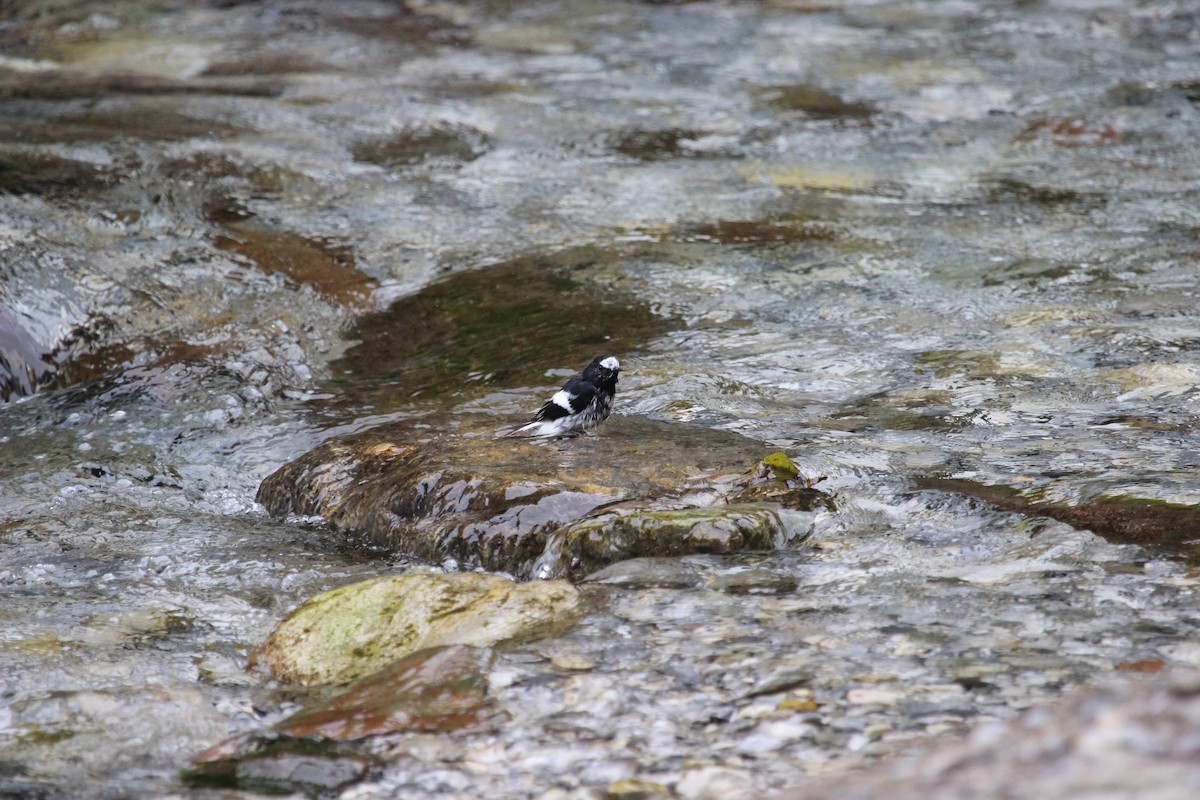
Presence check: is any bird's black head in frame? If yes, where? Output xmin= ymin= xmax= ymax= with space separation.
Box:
xmin=584 ymin=355 xmax=620 ymax=389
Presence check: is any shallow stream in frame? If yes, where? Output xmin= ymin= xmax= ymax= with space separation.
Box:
xmin=2 ymin=1 xmax=1200 ymax=797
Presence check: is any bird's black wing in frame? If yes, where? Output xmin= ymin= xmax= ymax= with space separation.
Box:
xmin=531 ymin=378 xmax=597 ymax=421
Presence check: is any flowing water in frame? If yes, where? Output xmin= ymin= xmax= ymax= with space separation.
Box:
xmin=2 ymin=1 xmax=1200 ymax=797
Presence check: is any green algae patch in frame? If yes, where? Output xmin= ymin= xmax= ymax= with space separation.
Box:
xmin=534 ymin=504 xmax=807 ymax=581
xmin=249 ymin=573 xmax=581 ymax=686
xmin=324 ymin=246 xmax=676 ymax=415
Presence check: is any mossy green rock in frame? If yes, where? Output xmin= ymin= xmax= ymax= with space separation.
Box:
xmin=533 ymin=504 xmax=807 ymax=581
xmin=249 ymin=573 xmax=581 ymax=686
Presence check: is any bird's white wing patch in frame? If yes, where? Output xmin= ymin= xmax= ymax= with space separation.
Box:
xmin=549 ymin=389 xmax=574 ymax=412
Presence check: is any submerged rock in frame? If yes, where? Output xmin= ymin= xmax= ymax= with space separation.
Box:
xmin=187 ymin=738 xmax=377 ymax=794
xmin=754 ymin=83 xmax=876 ymax=120
xmin=775 ymin=672 xmax=1200 ymax=800
xmin=324 ymin=247 xmax=675 ymax=417
xmin=255 ymin=429 xmax=622 ymax=574
xmin=191 ymin=645 xmax=497 ymax=793
xmin=582 ymin=554 xmax=805 ymax=594
xmin=249 ymin=573 xmax=581 ymax=686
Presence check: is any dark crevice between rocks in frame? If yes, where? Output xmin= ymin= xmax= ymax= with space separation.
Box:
xmin=915 ymin=477 xmax=1200 ymax=563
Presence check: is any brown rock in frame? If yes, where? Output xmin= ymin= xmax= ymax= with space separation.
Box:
xmin=276 ymin=645 xmax=496 ymax=740
xmin=255 ymin=415 xmax=795 ymax=578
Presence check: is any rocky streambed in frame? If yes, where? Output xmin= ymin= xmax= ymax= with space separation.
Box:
xmin=181 ymin=407 xmax=1199 ymax=797
xmin=3 ymin=1 xmax=1200 ymax=799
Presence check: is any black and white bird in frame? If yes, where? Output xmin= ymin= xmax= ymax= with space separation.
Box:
xmin=508 ymin=355 xmax=621 ymax=438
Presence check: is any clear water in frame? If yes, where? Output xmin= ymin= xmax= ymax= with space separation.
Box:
xmin=2 ymin=1 xmax=1200 ymax=797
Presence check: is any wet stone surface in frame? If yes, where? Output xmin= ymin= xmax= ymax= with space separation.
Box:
xmin=249 ymin=573 xmax=582 ymax=686
xmin=533 ymin=502 xmax=806 ymax=581
xmin=257 ymin=415 xmax=819 ymax=578
xmin=351 ymin=123 xmax=492 ymax=170
xmin=189 ymin=645 xmax=499 ymax=793
xmin=2 ymin=1 xmax=1200 ymax=799
xmin=272 ymin=644 xmax=498 ymax=739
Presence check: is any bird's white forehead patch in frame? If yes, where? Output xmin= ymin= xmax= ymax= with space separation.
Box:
xmin=600 ymin=356 xmax=620 ymax=371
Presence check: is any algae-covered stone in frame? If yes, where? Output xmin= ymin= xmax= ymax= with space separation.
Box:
xmin=255 ymin=416 xmax=783 ymax=577
xmin=256 ymin=416 xmax=834 ymax=579
xmin=254 ymin=430 xmax=624 ymax=574
xmin=533 ymin=504 xmax=811 ymax=581
xmin=916 ymin=476 xmax=1200 ymax=557
xmin=249 ymin=573 xmax=581 ymax=686
xmin=761 ymin=452 xmax=802 ymax=483
xmin=732 ymin=483 xmax=836 ymax=512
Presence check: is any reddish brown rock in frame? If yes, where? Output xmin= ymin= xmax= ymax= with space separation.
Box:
xmin=276 ymin=644 xmax=496 ymax=740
